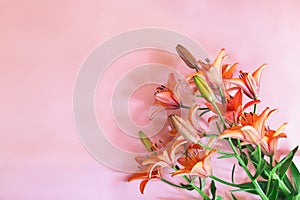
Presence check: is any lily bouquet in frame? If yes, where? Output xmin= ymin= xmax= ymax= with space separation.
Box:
xmin=128 ymin=45 xmax=299 ymax=199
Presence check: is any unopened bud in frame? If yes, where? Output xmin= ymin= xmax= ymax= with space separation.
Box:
xmin=176 ymin=44 xmax=199 ymax=70
xmin=193 ymin=75 xmax=215 ymax=103
xmin=169 ymin=115 xmax=201 ymax=144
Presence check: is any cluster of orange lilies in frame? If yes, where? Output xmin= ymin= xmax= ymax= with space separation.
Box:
xmin=128 ymin=45 xmax=299 ymax=199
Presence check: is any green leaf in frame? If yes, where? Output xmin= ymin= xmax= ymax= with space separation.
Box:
xmin=235 ymin=181 xmax=267 ymax=195
xmin=240 ymin=152 xmax=248 ymax=167
xmin=211 ymin=180 xmax=217 ymax=200
xmin=292 ymin=193 xmax=300 ymax=200
xmin=217 ymin=154 xmax=236 ymax=159
xmin=180 ymin=183 xmax=194 ymax=191
xmin=198 ymin=107 xmax=209 ymax=110
xmin=283 ymin=174 xmax=296 ymax=195
xmin=231 ymin=193 xmax=238 ymax=200
xmin=253 ymin=160 xmax=267 ymax=180
xmin=216 ymin=196 xmax=224 ymax=200
xmin=267 ymin=178 xmax=279 ymax=199
xmin=250 ymin=144 xmax=262 ymax=165
xmin=231 ymin=164 xmax=236 ymax=184
xmin=272 ymin=146 xmax=298 ymax=179
xmin=291 ymin=161 xmax=300 ymax=193
xmin=200 ymin=110 xmax=211 ymax=117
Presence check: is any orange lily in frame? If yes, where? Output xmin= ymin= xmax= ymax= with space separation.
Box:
xmin=128 ymin=156 xmax=161 ymax=194
xmin=169 ymin=114 xmax=203 ymax=144
xmin=142 ymin=136 xmax=187 ymax=177
xmin=154 ymin=73 xmax=180 ymax=109
xmin=228 ymin=64 xmax=266 ymax=99
xmin=172 ymin=148 xmax=216 ymax=178
xmin=128 ymin=169 xmax=160 ymax=194
xmin=222 ymin=62 xmax=238 ymax=80
xmin=198 ymin=48 xmax=226 ymax=87
xmin=261 ymin=123 xmax=287 ymax=156
xmin=219 ymin=107 xmax=287 ymax=155
xmin=206 ymin=89 xmax=260 ymax=125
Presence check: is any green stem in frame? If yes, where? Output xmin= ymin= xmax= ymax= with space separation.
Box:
xmin=197 ymin=142 xmax=230 ymax=155
xmin=273 ymin=174 xmax=291 ymax=196
xmin=180 ymin=104 xmax=190 ymax=109
xmin=190 ymin=180 xmax=210 ymax=200
xmin=160 ymin=178 xmax=183 ymax=189
xmin=228 ymin=138 xmax=269 ymax=200
xmin=253 ymin=103 xmax=257 ymax=114
xmin=173 ymin=166 xmax=210 ymax=199
xmin=210 ymin=175 xmax=239 ymax=187
xmin=269 ymin=155 xmax=273 ymax=169
xmin=218 ymin=86 xmax=226 ymax=104
xmin=212 ymin=101 xmax=226 ymax=130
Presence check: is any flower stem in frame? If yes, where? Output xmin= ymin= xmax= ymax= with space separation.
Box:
xmin=189 ymin=180 xmax=210 ymax=200
xmin=269 ymin=155 xmax=273 ymax=168
xmin=212 ymin=101 xmax=226 ymax=130
xmin=160 ymin=178 xmax=183 ymax=189
xmin=210 ymin=175 xmax=239 ymax=187
xmin=180 ymin=104 xmax=190 ymax=109
xmin=253 ymin=103 xmax=257 ymax=114
xmin=173 ymin=166 xmax=210 ymax=200
xmin=197 ymin=142 xmax=229 ymax=155
xmin=228 ymin=138 xmax=269 ymax=200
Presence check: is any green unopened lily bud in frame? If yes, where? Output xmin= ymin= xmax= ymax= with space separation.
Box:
xmin=176 ymin=44 xmax=199 ymax=70
xmin=193 ymin=75 xmax=215 ymax=103
xmin=169 ymin=114 xmax=201 ymax=144
xmin=138 ymin=131 xmax=157 ymax=152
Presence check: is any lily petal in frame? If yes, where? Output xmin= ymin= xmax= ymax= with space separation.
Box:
xmin=241 ymin=125 xmax=262 ymax=144
xmin=252 ymin=64 xmax=267 ymax=86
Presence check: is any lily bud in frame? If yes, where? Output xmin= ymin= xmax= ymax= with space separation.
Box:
xmin=138 ymin=131 xmax=157 ymax=152
xmin=193 ymin=75 xmax=215 ymax=103
xmin=176 ymin=44 xmax=199 ymax=70
xmin=169 ymin=115 xmax=201 ymax=144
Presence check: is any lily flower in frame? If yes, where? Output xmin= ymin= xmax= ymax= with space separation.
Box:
xmin=206 ymin=89 xmax=260 ymax=125
xmin=154 ymin=73 xmax=181 ymax=109
xmin=142 ymin=136 xmax=187 ymax=177
xmin=172 ymin=148 xmax=216 ymax=178
xmin=261 ymin=123 xmax=287 ymax=156
xmin=228 ymin=64 xmax=266 ymax=99
xmin=128 ymin=168 xmax=160 ymax=194
xmin=219 ymin=107 xmax=287 ymax=155
xmin=198 ymin=48 xmax=225 ymax=79
xmin=169 ymin=114 xmax=203 ymax=144
xmin=222 ymin=62 xmax=238 ymax=80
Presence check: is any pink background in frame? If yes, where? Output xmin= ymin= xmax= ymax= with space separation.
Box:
xmin=1 ymin=0 xmax=300 ymax=199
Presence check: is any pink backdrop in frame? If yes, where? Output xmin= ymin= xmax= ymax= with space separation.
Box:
xmin=1 ymin=0 xmax=299 ymax=199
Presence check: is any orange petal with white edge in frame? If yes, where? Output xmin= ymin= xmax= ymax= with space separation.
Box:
xmin=254 ymin=108 xmax=277 ymax=134
xmin=219 ymin=126 xmax=244 ymax=140
xmin=223 ymin=63 xmax=238 ymax=79
xmin=252 ymin=64 xmax=267 ymax=85
xmin=241 ymin=125 xmax=261 ymax=144
xmin=273 ymin=122 xmax=288 ymax=137
xmin=213 ymin=48 xmax=226 ymax=74
xmin=140 ymin=179 xmax=150 ymax=194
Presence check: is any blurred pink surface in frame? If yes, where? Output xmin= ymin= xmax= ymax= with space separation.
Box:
xmin=1 ymin=0 xmax=300 ymax=199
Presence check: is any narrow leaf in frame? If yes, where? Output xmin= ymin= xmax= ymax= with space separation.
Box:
xmin=272 ymin=146 xmax=298 ymax=179
xmin=231 ymin=164 xmax=236 ymax=184
xmin=211 ymin=180 xmax=217 ymax=200
xmin=231 ymin=193 xmax=238 ymax=200
xmin=253 ymin=161 xmax=267 ymax=180
xmin=218 ymin=154 xmax=236 ymax=159
xmin=267 ymin=178 xmax=279 ymax=199
xmin=290 ymin=161 xmax=300 ymax=193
